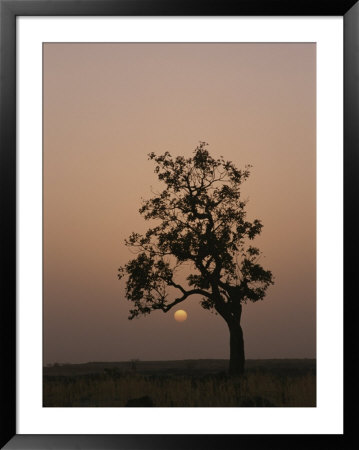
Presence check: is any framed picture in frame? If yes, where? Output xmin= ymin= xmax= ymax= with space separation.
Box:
xmin=1 ymin=0 xmax=357 ymax=448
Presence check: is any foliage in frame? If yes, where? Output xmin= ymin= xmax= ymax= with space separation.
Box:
xmin=118 ymin=142 xmax=273 ymax=321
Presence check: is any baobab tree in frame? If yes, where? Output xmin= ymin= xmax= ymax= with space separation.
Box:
xmin=118 ymin=142 xmax=274 ymax=375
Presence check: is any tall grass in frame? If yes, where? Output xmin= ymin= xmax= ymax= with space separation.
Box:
xmin=43 ymin=371 xmax=315 ymax=407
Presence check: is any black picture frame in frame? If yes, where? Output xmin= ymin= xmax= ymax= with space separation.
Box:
xmin=1 ymin=0 xmax=357 ymax=448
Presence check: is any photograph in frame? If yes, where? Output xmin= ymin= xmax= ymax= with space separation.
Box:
xmin=1 ymin=0 xmax=356 ymax=447
xmin=42 ymin=42 xmax=316 ymax=408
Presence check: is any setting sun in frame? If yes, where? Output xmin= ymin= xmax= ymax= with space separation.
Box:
xmin=174 ymin=310 xmax=188 ymax=322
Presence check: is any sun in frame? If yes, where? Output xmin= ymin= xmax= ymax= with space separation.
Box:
xmin=174 ymin=309 xmax=188 ymax=322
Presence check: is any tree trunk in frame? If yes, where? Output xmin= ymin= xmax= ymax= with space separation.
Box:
xmin=213 ymin=293 xmax=245 ymax=376
xmin=228 ymin=321 xmax=245 ymax=376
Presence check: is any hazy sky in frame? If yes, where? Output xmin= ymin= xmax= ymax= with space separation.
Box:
xmin=43 ymin=43 xmax=316 ymax=364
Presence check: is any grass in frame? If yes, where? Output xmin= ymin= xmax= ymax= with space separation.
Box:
xmin=43 ymin=361 xmax=316 ymax=407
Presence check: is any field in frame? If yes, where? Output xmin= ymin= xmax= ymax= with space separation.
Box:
xmin=43 ymin=359 xmax=316 ymax=407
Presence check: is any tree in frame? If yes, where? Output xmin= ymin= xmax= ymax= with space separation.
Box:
xmin=118 ymin=142 xmax=274 ymax=375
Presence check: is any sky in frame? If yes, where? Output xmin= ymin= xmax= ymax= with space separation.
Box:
xmin=43 ymin=43 xmax=316 ymax=364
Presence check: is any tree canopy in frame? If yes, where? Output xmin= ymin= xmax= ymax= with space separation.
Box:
xmin=118 ymin=142 xmax=273 ymax=325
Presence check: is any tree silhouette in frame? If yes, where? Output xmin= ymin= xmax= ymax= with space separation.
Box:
xmin=118 ymin=142 xmax=274 ymax=375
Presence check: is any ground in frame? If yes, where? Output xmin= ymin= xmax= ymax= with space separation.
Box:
xmin=43 ymin=359 xmax=316 ymax=407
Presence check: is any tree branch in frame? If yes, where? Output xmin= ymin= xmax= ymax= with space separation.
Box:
xmin=161 ymin=288 xmax=212 ymax=312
